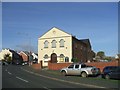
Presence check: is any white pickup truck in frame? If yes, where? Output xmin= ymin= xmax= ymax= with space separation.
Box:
xmin=60 ymin=63 xmax=99 ymax=77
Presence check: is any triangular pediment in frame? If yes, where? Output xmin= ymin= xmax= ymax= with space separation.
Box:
xmin=39 ymin=27 xmax=72 ymax=39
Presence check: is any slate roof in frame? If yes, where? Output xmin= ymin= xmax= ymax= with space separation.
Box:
xmin=79 ymin=39 xmax=91 ymax=48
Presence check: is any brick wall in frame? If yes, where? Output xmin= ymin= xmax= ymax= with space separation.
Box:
xmin=31 ymin=61 xmax=42 ymax=70
xmin=48 ymin=62 xmax=72 ymax=70
xmin=85 ymin=61 xmax=119 ymax=72
xmin=72 ymin=37 xmax=87 ymax=62
xmin=48 ymin=61 xmax=119 ymax=71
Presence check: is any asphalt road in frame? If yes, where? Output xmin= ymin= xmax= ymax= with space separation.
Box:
xmin=2 ymin=65 xmax=119 ymax=90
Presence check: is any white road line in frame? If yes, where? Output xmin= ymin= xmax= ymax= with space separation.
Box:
xmin=43 ymin=86 xmax=52 ymax=90
xmin=7 ymin=72 xmax=12 ymax=75
xmin=16 ymin=76 xmax=29 ymax=83
xmin=21 ymin=67 xmax=107 ymax=88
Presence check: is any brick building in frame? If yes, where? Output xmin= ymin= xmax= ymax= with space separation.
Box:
xmin=19 ymin=51 xmax=29 ymax=62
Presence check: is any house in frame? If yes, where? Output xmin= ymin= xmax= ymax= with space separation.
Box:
xmin=0 ymin=49 xmax=23 ymax=64
xmin=38 ymin=27 xmax=95 ymax=67
xmin=19 ymin=51 xmax=29 ymax=62
xmin=19 ymin=51 xmax=38 ymax=63
xmin=32 ymin=53 xmax=38 ymax=63
xmin=9 ymin=49 xmax=23 ymax=64
xmin=32 ymin=53 xmax=38 ymax=60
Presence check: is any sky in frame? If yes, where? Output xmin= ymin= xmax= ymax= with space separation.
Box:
xmin=2 ymin=2 xmax=118 ymax=56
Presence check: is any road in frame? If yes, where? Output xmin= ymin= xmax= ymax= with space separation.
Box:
xmin=2 ymin=65 xmax=119 ymax=90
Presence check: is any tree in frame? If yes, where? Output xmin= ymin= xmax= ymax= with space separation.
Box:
xmin=71 ymin=58 xmax=79 ymax=63
xmin=104 ymin=56 xmax=113 ymax=61
xmin=96 ymin=51 xmax=105 ymax=59
xmin=4 ymin=54 xmax=12 ymax=64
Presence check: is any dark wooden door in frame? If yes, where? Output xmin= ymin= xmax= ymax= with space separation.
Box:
xmin=51 ymin=53 xmax=57 ymax=63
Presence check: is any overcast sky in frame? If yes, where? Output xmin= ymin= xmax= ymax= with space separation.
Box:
xmin=2 ymin=2 xmax=118 ymax=56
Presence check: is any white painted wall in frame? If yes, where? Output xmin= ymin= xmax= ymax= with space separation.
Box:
xmin=38 ymin=27 xmax=73 ymax=67
xmin=32 ymin=53 xmax=38 ymax=59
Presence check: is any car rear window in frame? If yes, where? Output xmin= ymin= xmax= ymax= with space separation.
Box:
xmin=103 ymin=66 xmax=119 ymax=72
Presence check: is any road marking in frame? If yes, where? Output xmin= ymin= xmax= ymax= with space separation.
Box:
xmin=21 ymin=67 xmax=107 ymax=88
xmin=16 ymin=76 xmax=29 ymax=83
xmin=7 ymin=72 xmax=12 ymax=75
xmin=43 ymin=86 xmax=52 ymax=90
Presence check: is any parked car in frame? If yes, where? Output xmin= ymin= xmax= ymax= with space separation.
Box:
xmin=22 ymin=61 xmax=29 ymax=66
xmin=60 ymin=63 xmax=99 ymax=77
xmin=102 ymin=66 xmax=120 ymax=80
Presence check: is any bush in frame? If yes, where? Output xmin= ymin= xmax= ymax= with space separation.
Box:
xmin=71 ymin=58 xmax=78 ymax=63
xmin=4 ymin=54 xmax=12 ymax=63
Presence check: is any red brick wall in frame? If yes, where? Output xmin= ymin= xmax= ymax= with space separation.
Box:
xmin=32 ymin=63 xmax=42 ymax=70
xmin=72 ymin=37 xmax=88 ymax=62
xmin=48 ymin=62 xmax=72 ymax=70
xmin=48 ymin=61 xmax=119 ymax=72
xmin=85 ymin=61 xmax=119 ymax=72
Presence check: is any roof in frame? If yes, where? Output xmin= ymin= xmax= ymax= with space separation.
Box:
xmin=38 ymin=27 xmax=72 ymax=39
xmin=9 ymin=49 xmax=21 ymax=58
xmin=23 ymin=51 xmax=30 ymax=56
xmin=19 ymin=51 xmax=28 ymax=56
xmin=79 ymin=39 xmax=91 ymax=48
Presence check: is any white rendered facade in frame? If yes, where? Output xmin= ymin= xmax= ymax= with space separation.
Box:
xmin=38 ymin=27 xmax=73 ymax=67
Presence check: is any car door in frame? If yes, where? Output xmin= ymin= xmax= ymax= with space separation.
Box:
xmin=73 ymin=64 xmax=80 ymax=75
xmin=67 ymin=64 xmax=75 ymax=75
xmin=110 ymin=67 xmax=120 ymax=79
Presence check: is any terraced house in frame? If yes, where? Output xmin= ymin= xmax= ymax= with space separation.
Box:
xmin=38 ymin=27 xmax=95 ymax=67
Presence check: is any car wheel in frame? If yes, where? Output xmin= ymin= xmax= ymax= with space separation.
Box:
xmin=61 ymin=71 xmax=66 ymax=76
xmin=81 ymin=72 xmax=87 ymax=77
xmin=105 ymin=74 xmax=110 ymax=79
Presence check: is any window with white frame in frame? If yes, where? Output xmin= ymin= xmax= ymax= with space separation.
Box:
xmin=52 ymin=40 xmax=57 ymax=48
xmin=44 ymin=40 xmax=49 ymax=48
xmin=59 ymin=54 xmax=64 ymax=62
xmin=65 ymin=57 xmax=69 ymax=62
xmin=59 ymin=39 xmax=64 ymax=47
xmin=44 ymin=54 xmax=49 ymax=62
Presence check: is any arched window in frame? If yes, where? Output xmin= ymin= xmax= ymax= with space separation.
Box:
xmin=44 ymin=54 xmax=49 ymax=59
xmin=59 ymin=39 xmax=64 ymax=47
xmin=65 ymin=57 xmax=69 ymax=62
xmin=52 ymin=40 xmax=57 ymax=48
xmin=59 ymin=54 xmax=64 ymax=62
xmin=44 ymin=40 xmax=48 ymax=48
